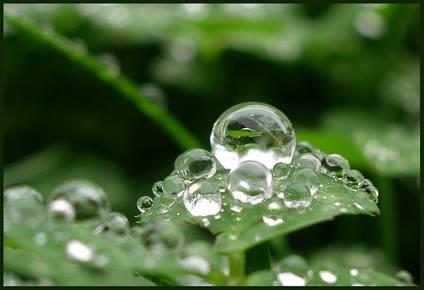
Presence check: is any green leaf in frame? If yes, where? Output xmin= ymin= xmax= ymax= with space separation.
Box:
xmin=141 ymin=167 xmax=379 ymax=253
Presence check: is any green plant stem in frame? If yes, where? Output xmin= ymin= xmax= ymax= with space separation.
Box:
xmin=4 ymin=13 xmax=202 ymax=151
xmin=227 ymin=251 xmax=245 ymax=285
xmin=374 ymin=174 xmax=397 ymax=263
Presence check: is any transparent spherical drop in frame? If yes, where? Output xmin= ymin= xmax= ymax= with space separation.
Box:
xmin=359 ymin=179 xmax=379 ymax=203
xmin=297 ymin=153 xmax=321 ymax=171
xmin=137 ymin=196 xmax=154 ymax=214
xmin=228 ymin=160 xmax=273 ymax=205
xmin=293 ymin=168 xmax=320 ymax=195
xmin=137 ymin=220 xmax=184 ymax=253
xmin=295 ymin=141 xmax=313 ymax=155
xmin=211 ymin=172 xmax=229 ymax=193
xmin=275 ymin=255 xmax=309 ymax=283
xmin=183 ymin=180 xmax=222 ymax=217
xmin=152 ymin=181 xmax=164 ymax=197
xmin=47 ymin=199 xmax=76 ymax=223
xmin=273 ymin=162 xmax=292 ymax=180
xmin=395 ymin=270 xmax=413 ymax=285
xmin=95 ymin=212 xmax=129 ymax=236
xmin=321 ymin=154 xmax=350 ymax=177
xmin=343 ymin=169 xmax=364 ymax=189
xmin=163 ymin=175 xmax=186 ymax=197
xmin=281 ymin=183 xmax=312 ymax=209
xmin=211 ymin=102 xmax=296 ymax=170
xmin=175 ymin=148 xmax=217 ymax=181
xmin=4 ymin=185 xmax=45 ymax=227
xmin=50 ymin=180 xmax=109 ymax=220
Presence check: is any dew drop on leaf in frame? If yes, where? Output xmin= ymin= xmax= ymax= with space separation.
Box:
xmin=137 ymin=196 xmax=154 ymax=214
xmin=211 ymin=102 xmax=296 ymax=170
xmin=47 ymin=199 xmax=76 ymax=223
xmin=321 ymin=154 xmax=350 ymax=178
xmin=49 ymin=180 xmax=109 ymax=220
xmin=66 ymin=240 xmax=95 ymax=263
xmin=318 ymin=270 xmax=338 ymax=284
xmin=343 ymin=169 xmax=365 ymax=189
xmin=297 ymin=153 xmax=321 ymax=171
xmin=152 ymin=181 xmax=164 ymax=197
xmin=281 ymin=183 xmax=312 ymax=209
xmin=183 ymin=180 xmax=222 ymax=217
xmin=175 ymin=148 xmax=217 ymax=181
xmin=163 ymin=174 xmax=186 ymax=197
xmin=228 ymin=160 xmax=273 ymax=204
xmin=273 ymin=162 xmax=292 ymax=180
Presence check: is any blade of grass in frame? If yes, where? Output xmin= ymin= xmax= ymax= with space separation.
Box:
xmin=4 ymin=13 xmax=202 ymax=150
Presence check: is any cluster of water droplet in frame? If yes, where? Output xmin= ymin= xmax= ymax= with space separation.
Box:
xmin=138 ymin=102 xmax=379 ymax=225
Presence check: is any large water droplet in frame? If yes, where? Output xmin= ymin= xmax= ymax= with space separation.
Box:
xmin=228 ymin=161 xmax=273 ymax=204
xmin=137 ymin=196 xmax=154 ymax=215
xmin=395 ymin=270 xmax=413 ymax=285
xmin=343 ymin=169 xmax=364 ymax=189
xmin=211 ymin=102 xmax=296 ymax=170
xmin=66 ymin=240 xmax=95 ymax=262
xmin=162 ymin=174 xmax=186 ymax=197
xmin=321 ymin=154 xmax=350 ymax=177
xmin=281 ymin=183 xmax=312 ymax=209
xmin=183 ymin=180 xmax=221 ymax=216
xmin=50 ymin=180 xmax=109 ymax=220
xmin=293 ymin=168 xmax=320 ymax=195
xmin=175 ymin=148 xmax=217 ymax=181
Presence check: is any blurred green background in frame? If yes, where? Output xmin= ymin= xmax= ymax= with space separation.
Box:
xmin=4 ymin=4 xmax=420 ymax=281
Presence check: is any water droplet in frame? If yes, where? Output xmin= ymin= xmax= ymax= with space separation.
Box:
xmin=297 ymin=153 xmax=321 ymax=171
xmin=277 ymin=272 xmax=306 ymax=286
xmin=228 ymin=161 xmax=273 ymax=204
xmin=395 ymin=270 xmax=413 ymax=285
xmin=321 ymin=154 xmax=349 ymax=178
xmin=358 ymin=179 xmax=379 ymax=202
xmin=211 ymin=102 xmax=296 ymax=170
xmin=295 ymin=141 xmax=313 ymax=155
xmin=214 ymin=214 xmax=221 ymax=220
xmin=230 ymin=199 xmax=243 ymax=213
xmin=262 ymin=215 xmax=284 ymax=226
xmin=353 ymin=202 xmax=364 ymax=210
xmin=273 ymin=162 xmax=292 ymax=180
xmin=95 ymin=212 xmax=129 ymax=236
xmin=98 ymin=53 xmax=121 ymax=77
xmin=137 ymin=196 xmax=154 ymax=214
xmin=66 ymin=240 xmax=95 ymax=262
xmin=163 ymin=174 xmax=186 ymax=197
xmin=318 ymin=270 xmax=337 ymax=284
xmin=282 ymin=183 xmax=312 ymax=209
xmin=50 ymin=180 xmax=109 ymax=220
xmin=140 ymin=83 xmax=167 ymax=110
xmin=152 ymin=181 xmax=164 ymax=197
xmin=267 ymin=200 xmax=283 ymax=210
xmin=137 ymin=221 xmax=184 ymax=252
xmin=343 ymin=169 xmax=364 ymax=189
xmin=211 ymin=172 xmax=229 ymax=193
xmin=47 ymin=199 xmax=75 ymax=223
xmin=228 ymin=234 xmax=237 ymax=240
xmin=4 ymin=185 xmax=45 ymax=229
xmin=293 ymin=168 xmax=320 ymax=195
xmin=350 ymin=269 xmax=359 ymax=276
xmin=175 ymin=148 xmax=217 ymax=181
xmin=183 ymin=180 xmax=221 ymax=217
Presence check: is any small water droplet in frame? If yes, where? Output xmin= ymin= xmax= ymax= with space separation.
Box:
xmin=202 ymin=218 xmax=210 ymax=227
xmin=175 ymin=148 xmax=217 ymax=181
xmin=353 ymin=202 xmax=364 ymax=210
xmin=295 ymin=141 xmax=313 ymax=155
xmin=358 ymin=179 xmax=379 ymax=202
xmin=229 ymin=234 xmax=237 ymax=240
xmin=214 ymin=214 xmax=221 ymax=220
xmin=66 ymin=240 xmax=95 ymax=262
xmin=282 ymin=183 xmax=312 ymax=209
xmin=152 ymin=181 xmax=164 ymax=197
xmin=50 ymin=180 xmax=109 ymax=220
xmin=180 ymin=255 xmax=211 ymax=275
xmin=273 ymin=162 xmax=292 ymax=180
xmin=297 ymin=153 xmax=321 ymax=171
xmin=183 ymin=180 xmax=222 ymax=217
xmin=277 ymin=272 xmax=306 ymax=286
xmin=321 ymin=154 xmax=350 ymax=178
xmin=140 ymin=82 xmax=167 ymax=110
xmin=228 ymin=161 xmax=272 ymax=204
xmin=95 ymin=212 xmax=129 ymax=236
xmin=267 ymin=200 xmax=283 ymax=210
xmin=211 ymin=102 xmax=296 ymax=170
xmin=137 ymin=221 xmax=184 ymax=252
xmin=318 ymin=271 xmax=337 ymax=284
xmin=343 ymin=169 xmax=364 ymax=189
xmin=34 ymin=232 xmax=48 ymax=246
xmin=163 ymin=174 xmax=186 ymax=197
xmin=350 ymin=269 xmax=359 ymax=276
xmin=262 ymin=215 xmax=284 ymax=226
xmin=137 ymin=196 xmax=154 ymax=214
xmin=293 ymin=168 xmax=320 ymax=195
